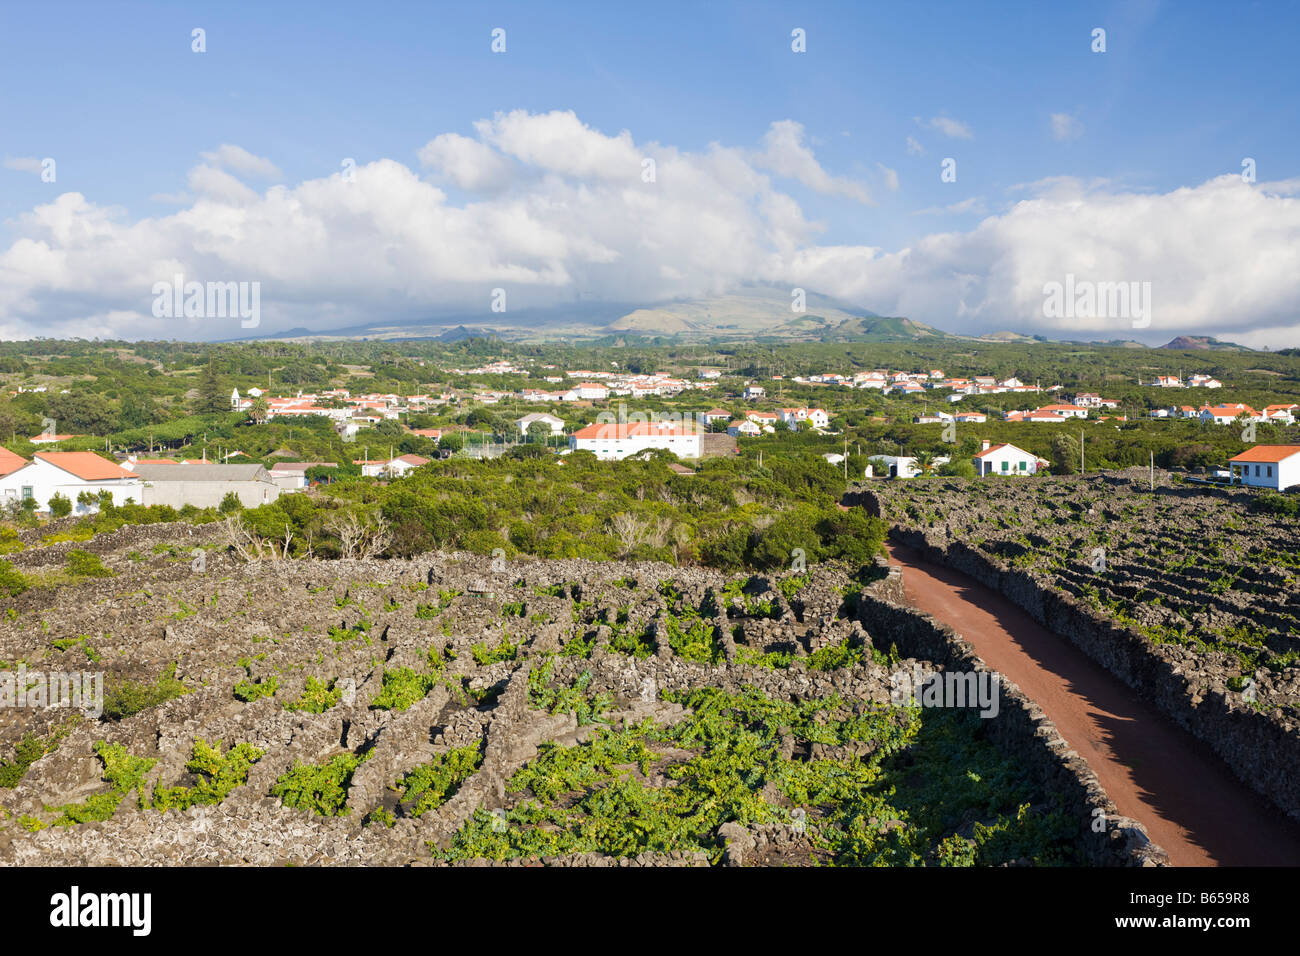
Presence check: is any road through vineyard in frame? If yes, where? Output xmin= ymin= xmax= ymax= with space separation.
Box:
xmin=886 ymin=543 xmax=1300 ymax=867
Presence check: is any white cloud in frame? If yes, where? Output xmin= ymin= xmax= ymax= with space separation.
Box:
xmin=753 ymin=120 xmax=872 ymax=203
xmin=905 ymin=136 xmax=926 ymax=156
xmin=186 ymin=164 xmax=260 ymax=204
xmin=200 ymin=144 xmax=281 ymax=180
xmin=4 ymin=157 xmax=45 ymax=175
xmin=913 ymin=196 xmax=987 ymax=216
xmin=877 ymin=163 xmax=900 ymax=192
xmin=785 ymin=175 xmax=1300 ymax=346
xmin=916 ymin=115 xmax=974 ymax=140
xmin=418 ymin=132 xmax=514 ymax=191
xmin=1050 ymin=112 xmax=1084 ymax=141
xmin=0 ymin=117 xmax=1297 ymax=348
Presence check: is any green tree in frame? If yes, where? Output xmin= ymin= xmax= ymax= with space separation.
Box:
xmin=1050 ymin=434 xmax=1080 ymax=475
xmin=193 ymin=359 xmax=228 ymax=415
xmin=48 ymin=492 xmax=72 ymax=518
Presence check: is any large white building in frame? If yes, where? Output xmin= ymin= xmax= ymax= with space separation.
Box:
xmin=973 ymin=440 xmax=1041 ymax=476
xmin=1229 ymin=445 xmax=1300 ymax=491
xmin=0 ymin=452 xmax=141 ymax=512
xmin=570 ymin=422 xmax=702 ymax=460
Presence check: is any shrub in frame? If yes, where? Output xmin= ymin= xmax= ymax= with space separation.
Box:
xmin=102 ymin=662 xmax=188 ymax=720
xmin=48 ymin=493 xmax=72 ymax=518
xmin=284 ymin=676 xmax=344 ymax=713
xmin=271 ymin=751 xmax=369 ymax=816
xmin=0 ymin=559 xmax=30 ymax=598
xmin=65 ymin=548 xmax=114 ymax=578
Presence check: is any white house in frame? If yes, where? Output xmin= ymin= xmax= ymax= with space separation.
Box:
xmin=744 ymin=385 xmax=766 ymax=401
xmin=973 ymin=440 xmax=1041 ymax=476
xmin=1200 ymin=403 xmax=1260 ymax=425
xmin=1036 ymin=403 xmax=1088 ymax=420
xmin=701 ymin=408 xmax=732 ymax=425
xmin=574 ymin=382 xmax=609 ymax=401
xmin=870 ymin=455 xmax=952 ymax=479
xmin=570 ymin=422 xmax=701 ymax=460
xmin=727 ymin=420 xmax=761 ymax=438
xmin=0 ymin=452 xmax=141 ymax=512
xmin=1229 ymin=446 xmax=1300 ymax=490
xmin=516 ymin=412 xmax=565 ymax=437
xmin=354 ymin=454 xmax=430 ymax=478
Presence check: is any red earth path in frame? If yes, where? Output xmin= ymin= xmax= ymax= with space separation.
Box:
xmin=885 ymin=542 xmax=1300 ymax=867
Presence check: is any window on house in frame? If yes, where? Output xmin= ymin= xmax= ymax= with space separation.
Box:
xmin=1001 ymin=461 xmax=1008 ymax=472
xmin=1256 ymin=465 xmax=1261 ymax=477
xmin=21 ymin=486 xmax=32 ymax=500
xmin=1267 ymin=466 xmax=1273 ymax=478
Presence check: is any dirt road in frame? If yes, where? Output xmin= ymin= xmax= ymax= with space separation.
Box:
xmin=886 ymin=542 xmax=1300 ymax=866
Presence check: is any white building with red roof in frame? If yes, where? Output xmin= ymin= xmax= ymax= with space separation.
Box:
xmin=0 ymin=452 xmax=141 ymax=511
xmin=1229 ymin=445 xmax=1300 ymax=490
xmin=973 ymin=440 xmax=1042 ymax=476
xmin=570 ymin=422 xmax=701 ymax=460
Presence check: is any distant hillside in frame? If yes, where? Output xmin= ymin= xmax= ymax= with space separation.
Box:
xmin=1161 ymin=335 xmax=1252 ymax=351
xmin=228 ymin=288 xmax=1257 ymax=349
xmin=819 ymin=315 xmax=956 ymax=342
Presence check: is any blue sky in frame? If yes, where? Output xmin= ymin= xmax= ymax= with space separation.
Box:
xmin=1 ymin=0 xmax=1298 ymax=343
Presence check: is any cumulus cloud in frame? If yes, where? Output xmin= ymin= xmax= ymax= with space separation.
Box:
xmin=1050 ymin=112 xmax=1084 ymax=141
xmin=916 ymin=115 xmax=973 ymax=140
xmin=0 ymin=114 xmax=1297 ymax=347
xmin=418 ymin=132 xmax=515 ymax=191
xmin=200 ymin=144 xmax=281 ymax=180
xmin=786 ymin=175 xmax=1300 ymax=346
xmin=753 ymin=120 xmax=872 ymax=203
xmin=905 ymin=136 xmax=926 ymax=156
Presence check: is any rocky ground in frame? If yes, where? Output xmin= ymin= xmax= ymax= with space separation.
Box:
xmin=871 ymin=469 xmax=1300 ymax=718
xmin=0 ymin=520 xmax=1123 ymax=866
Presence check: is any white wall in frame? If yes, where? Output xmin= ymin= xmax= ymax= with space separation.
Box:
xmin=975 ymin=449 xmax=1039 ymax=475
xmin=1235 ymin=456 xmax=1300 ymax=490
xmin=0 ymin=459 xmax=141 ymax=512
xmin=572 ymin=433 xmax=701 ymax=460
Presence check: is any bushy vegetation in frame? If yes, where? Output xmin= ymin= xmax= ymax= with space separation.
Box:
xmin=436 ymin=687 xmax=1076 ymax=865
xmin=101 ymin=662 xmax=188 ymax=721
xmin=272 ymin=750 xmax=370 ymax=817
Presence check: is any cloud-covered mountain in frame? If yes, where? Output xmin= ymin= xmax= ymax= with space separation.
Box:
xmin=2 ymin=111 xmax=1298 ymax=347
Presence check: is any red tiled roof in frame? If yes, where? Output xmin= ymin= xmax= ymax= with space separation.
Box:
xmin=0 ymin=447 xmax=28 ymax=478
xmin=1229 ymin=445 xmax=1300 ymax=464
xmin=573 ymin=423 xmax=696 ymax=440
xmin=34 ymin=452 xmax=135 ymax=481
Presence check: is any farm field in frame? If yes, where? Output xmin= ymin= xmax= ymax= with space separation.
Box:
xmin=0 ymin=525 xmax=1101 ymax=866
xmin=870 ymin=471 xmax=1300 ymax=718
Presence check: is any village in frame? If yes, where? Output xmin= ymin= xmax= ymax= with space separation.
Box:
xmin=3 ymin=351 xmax=1298 ymax=519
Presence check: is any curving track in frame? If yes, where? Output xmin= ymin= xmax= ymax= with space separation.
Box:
xmin=886 ymin=542 xmax=1300 ymax=867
